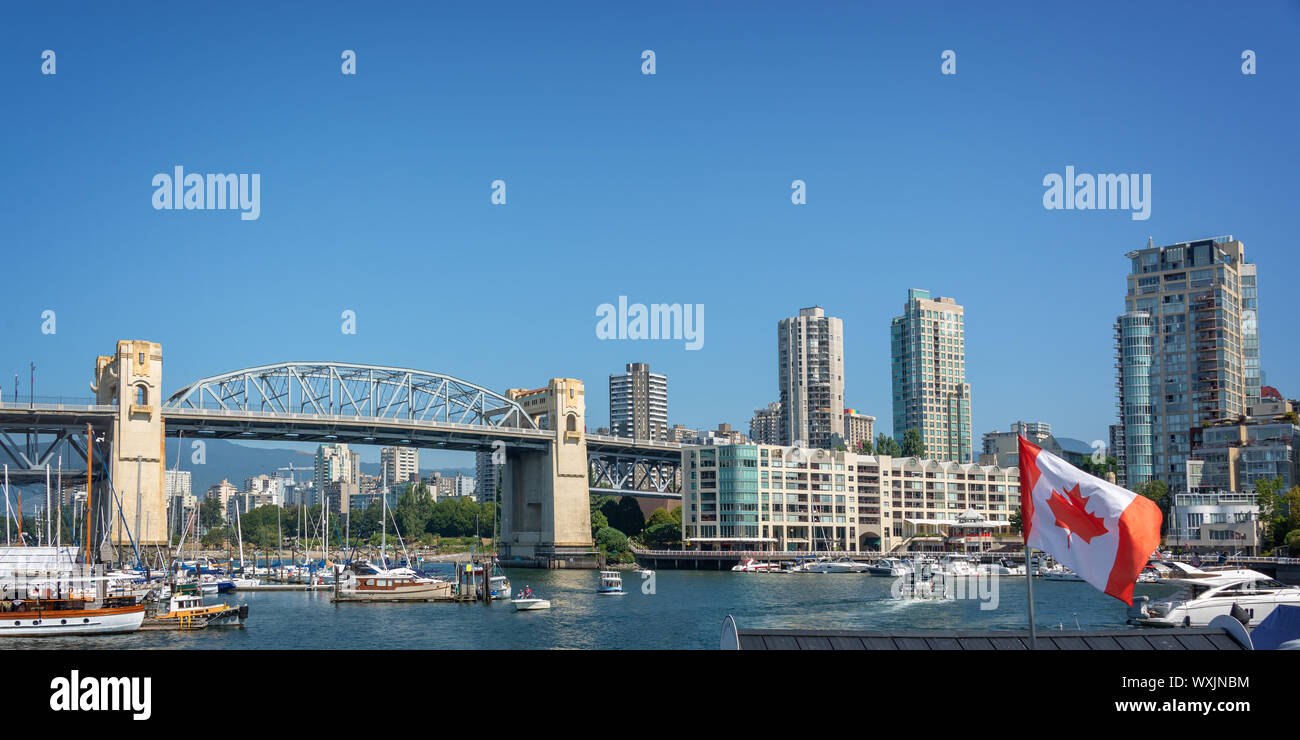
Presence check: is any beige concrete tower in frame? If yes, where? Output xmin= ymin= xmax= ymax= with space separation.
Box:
xmin=93 ymin=340 xmax=166 ymax=546
xmin=501 ymin=379 xmax=595 ymax=565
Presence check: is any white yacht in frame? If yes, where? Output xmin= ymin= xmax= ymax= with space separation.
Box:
xmin=866 ymin=558 xmax=911 ymax=577
xmin=804 ymin=557 xmax=867 ymax=573
xmin=1041 ymin=566 xmax=1086 ymax=582
xmin=935 ymin=554 xmax=980 ymax=577
xmin=1129 ymin=570 xmax=1300 ymax=628
xmin=731 ymin=558 xmax=781 ymax=573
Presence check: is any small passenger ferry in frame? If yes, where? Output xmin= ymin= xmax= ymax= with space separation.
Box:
xmin=598 ymin=571 xmax=625 ymax=594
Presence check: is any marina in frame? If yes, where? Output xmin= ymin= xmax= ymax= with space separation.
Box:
xmin=0 ymin=564 xmax=1248 ymax=650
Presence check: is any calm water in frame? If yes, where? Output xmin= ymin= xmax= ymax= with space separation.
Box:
xmin=8 ymin=567 xmax=1179 ymax=650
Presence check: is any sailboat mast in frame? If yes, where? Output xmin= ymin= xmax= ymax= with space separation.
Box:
xmin=56 ymin=455 xmax=62 ymax=548
xmin=236 ymin=504 xmax=245 ymax=572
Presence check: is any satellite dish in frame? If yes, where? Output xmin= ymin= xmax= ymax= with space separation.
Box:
xmin=1209 ymin=614 xmax=1253 ymax=650
xmin=720 ymin=614 xmax=740 ymax=651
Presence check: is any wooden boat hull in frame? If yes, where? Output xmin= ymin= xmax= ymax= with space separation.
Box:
xmin=0 ymin=604 xmax=146 ymax=637
xmin=332 ymin=581 xmax=453 ymax=602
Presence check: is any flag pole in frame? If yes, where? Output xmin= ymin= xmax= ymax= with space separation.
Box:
xmin=1025 ymin=545 xmax=1038 ymax=649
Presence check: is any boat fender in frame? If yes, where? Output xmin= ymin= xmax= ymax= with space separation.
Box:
xmin=1126 ymin=595 xmax=1149 ymax=621
xmin=1229 ymin=601 xmax=1251 ymax=626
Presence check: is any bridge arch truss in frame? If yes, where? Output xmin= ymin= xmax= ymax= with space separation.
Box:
xmin=163 ymin=362 xmax=539 ymax=430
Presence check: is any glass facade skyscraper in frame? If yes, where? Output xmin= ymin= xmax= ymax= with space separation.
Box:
xmin=1113 ymin=236 xmax=1258 ymax=492
xmin=890 ymin=289 xmax=972 ymax=462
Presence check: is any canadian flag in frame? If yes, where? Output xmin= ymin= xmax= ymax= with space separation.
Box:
xmin=1018 ymin=435 xmax=1162 ymax=605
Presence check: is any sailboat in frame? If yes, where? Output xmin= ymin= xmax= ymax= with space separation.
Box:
xmin=333 ymin=486 xmax=452 ymax=602
xmin=230 ymin=506 xmax=259 ymax=589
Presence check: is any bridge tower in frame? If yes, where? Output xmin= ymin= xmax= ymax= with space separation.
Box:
xmin=92 ymin=340 xmax=167 ymax=548
xmin=501 ymin=379 xmax=597 ymax=567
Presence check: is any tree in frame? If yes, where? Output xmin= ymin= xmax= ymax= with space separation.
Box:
xmin=1009 ymin=508 xmax=1023 ymax=535
xmin=201 ymin=526 xmax=230 ymax=548
xmin=595 ymin=526 xmax=632 ymax=562
xmin=1285 ymin=528 xmax=1300 ymax=555
xmin=876 ymin=433 xmax=901 ymax=457
xmin=640 ymin=506 xmax=682 ymax=548
xmin=590 ymin=510 xmax=609 ymax=536
xmin=1254 ymin=476 xmax=1288 ymax=549
xmin=199 ymin=497 xmax=224 ymax=530
xmin=1077 ymin=456 xmax=1118 ymax=480
xmin=1135 ymin=479 xmax=1170 ymax=535
xmin=857 ymin=438 xmax=874 ymax=455
xmin=1284 ymin=486 xmax=1300 ymax=537
xmin=611 ymin=497 xmax=646 ymax=537
xmin=901 ymin=428 xmax=925 ymax=458
xmin=395 ymin=483 xmax=435 ymax=541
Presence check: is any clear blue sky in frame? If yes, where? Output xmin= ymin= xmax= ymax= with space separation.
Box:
xmin=3 ymin=1 xmax=1298 ymax=466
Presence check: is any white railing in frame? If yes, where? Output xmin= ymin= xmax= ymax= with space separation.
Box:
xmin=0 ymin=401 xmax=117 ymax=413
xmin=163 ymin=406 xmax=555 ymax=436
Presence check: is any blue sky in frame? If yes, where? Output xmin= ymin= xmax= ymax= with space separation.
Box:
xmin=2 ymin=1 xmax=1298 ymax=466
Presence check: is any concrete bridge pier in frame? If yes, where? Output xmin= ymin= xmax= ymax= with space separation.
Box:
xmin=92 ymin=340 xmax=167 ymax=550
xmin=499 ymin=379 xmax=599 ymax=569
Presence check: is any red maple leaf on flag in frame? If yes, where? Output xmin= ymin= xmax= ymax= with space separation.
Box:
xmin=1046 ymin=483 xmax=1108 ymax=547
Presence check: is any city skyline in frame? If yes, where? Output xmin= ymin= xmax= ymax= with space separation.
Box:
xmin=3 ymin=2 xmax=1298 ymax=468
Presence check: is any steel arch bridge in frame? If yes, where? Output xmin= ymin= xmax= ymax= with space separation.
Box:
xmin=163 ymin=362 xmax=539 ymax=430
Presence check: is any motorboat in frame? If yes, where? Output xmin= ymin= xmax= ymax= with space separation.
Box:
xmin=334 ymin=563 xmax=454 ymax=602
xmin=805 ymin=557 xmax=869 ymax=573
xmin=196 ymin=574 xmax=222 ymax=594
xmin=1129 ymin=569 xmax=1300 ymax=628
xmin=935 ymin=555 xmax=980 ymax=577
xmin=465 ymin=562 xmax=511 ymax=600
xmin=731 ymin=558 xmax=781 ymax=573
xmin=511 ymin=587 xmax=551 ymax=611
xmin=866 ymin=557 xmax=911 ymax=577
xmin=598 ymin=571 xmax=625 ymax=593
xmin=149 ymin=583 xmax=246 ymax=627
xmin=1041 ymin=565 xmax=1086 ymax=582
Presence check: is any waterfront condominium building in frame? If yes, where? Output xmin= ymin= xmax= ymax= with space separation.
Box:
xmin=206 ymin=479 xmax=239 ymax=517
xmin=165 ymin=469 xmax=192 ymax=503
xmin=380 ymin=446 xmax=419 ymax=485
xmin=777 ymin=307 xmax=845 ymax=449
xmin=843 ymin=409 xmax=875 ymax=451
xmin=1188 ymin=398 xmax=1299 ymax=495
xmin=609 ymin=362 xmax=668 ymax=441
xmin=890 ymin=289 xmax=972 ymax=462
xmin=1114 ymin=236 xmax=1258 ymax=492
xmin=749 ymin=402 xmax=782 ymax=445
xmin=315 ymin=443 xmax=360 ymax=514
xmin=475 ymin=450 xmax=499 ymax=503
xmin=679 ymin=443 xmax=1019 ymax=552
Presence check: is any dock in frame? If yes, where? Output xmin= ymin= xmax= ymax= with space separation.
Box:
xmin=236 ymin=583 xmax=331 ymax=592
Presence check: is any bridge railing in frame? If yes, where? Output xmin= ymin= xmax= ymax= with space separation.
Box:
xmin=163 ymin=406 xmax=556 ymax=436
xmin=0 ymin=399 xmax=117 ymax=412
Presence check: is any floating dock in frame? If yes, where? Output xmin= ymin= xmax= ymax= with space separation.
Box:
xmin=236 ymin=583 xmax=331 ymax=592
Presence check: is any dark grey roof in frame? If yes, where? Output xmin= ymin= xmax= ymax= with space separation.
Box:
xmin=1054 ymin=436 xmax=1097 ymax=455
xmin=734 ymin=628 xmax=1246 ymax=651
